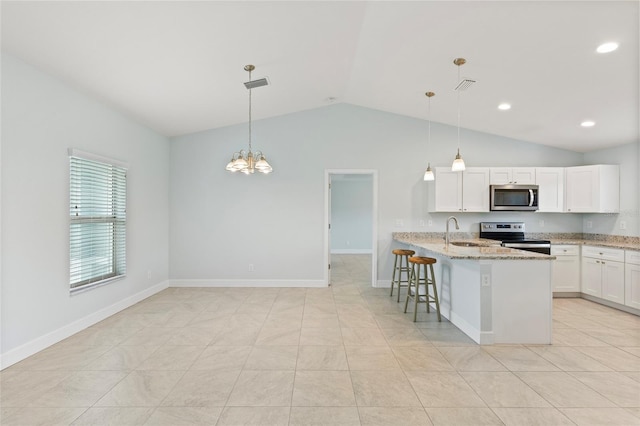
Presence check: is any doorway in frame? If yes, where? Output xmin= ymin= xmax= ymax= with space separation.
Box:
xmin=324 ymin=169 xmax=378 ymax=287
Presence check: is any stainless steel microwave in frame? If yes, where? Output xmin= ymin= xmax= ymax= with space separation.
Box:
xmin=490 ymin=185 xmax=539 ymax=211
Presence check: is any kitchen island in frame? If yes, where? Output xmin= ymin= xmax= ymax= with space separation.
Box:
xmin=393 ymin=233 xmax=555 ymax=345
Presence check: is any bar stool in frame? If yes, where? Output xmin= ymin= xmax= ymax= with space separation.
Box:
xmin=390 ymin=249 xmax=415 ymax=302
xmin=404 ymin=256 xmax=441 ymax=322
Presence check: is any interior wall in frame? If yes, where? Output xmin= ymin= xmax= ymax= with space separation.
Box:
xmin=583 ymin=141 xmax=640 ymax=237
xmin=0 ymin=54 xmax=171 ymax=365
xmin=331 ymin=177 xmax=373 ymax=253
xmin=170 ymin=103 xmax=585 ymax=286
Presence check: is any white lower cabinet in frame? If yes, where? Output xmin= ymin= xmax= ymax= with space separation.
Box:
xmin=581 ymin=246 xmax=625 ymax=304
xmin=601 ymin=261 xmax=625 ymax=304
xmin=582 ymin=257 xmax=603 ymax=297
xmin=551 ymin=245 xmax=580 ymax=292
xmin=625 ymin=251 xmax=640 ymax=309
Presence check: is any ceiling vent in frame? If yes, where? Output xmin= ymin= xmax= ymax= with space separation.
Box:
xmin=244 ymin=77 xmax=269 ymax=90
xmin=454 ymin=78 xmax=476 ymax=91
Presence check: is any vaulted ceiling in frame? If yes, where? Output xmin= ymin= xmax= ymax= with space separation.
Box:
xmin=2 ymin=1 xmax=638 ymax=152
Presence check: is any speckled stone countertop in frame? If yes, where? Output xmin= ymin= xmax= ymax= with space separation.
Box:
xmin=528 ymin=233 xmax=639 ymax=251
xmin=393 ymin=234 xmax=553 ymax=261
xmin=393 ymin=232 xmax=640 ymax=253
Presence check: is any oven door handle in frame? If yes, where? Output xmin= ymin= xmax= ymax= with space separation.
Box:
xmin=529 ymin=189 xmax=534 ymax=207
xmin=502 ymin=243 xmax=551 ymax=249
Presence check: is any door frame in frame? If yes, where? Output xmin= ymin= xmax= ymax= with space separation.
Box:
xmin=324 ymin=169 xmax=378 ymax=287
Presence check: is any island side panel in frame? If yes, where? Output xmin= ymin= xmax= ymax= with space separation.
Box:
xmin=432 ymin=256 xmax=485 ymax=344
xmin=491 ymin=260 xmax=553 ymax=344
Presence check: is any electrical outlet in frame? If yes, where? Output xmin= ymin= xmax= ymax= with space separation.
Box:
xmin=586 ymin=221 xmax=593 ymax=229
xmin=248 ymin=264 xmax=254 ymax=272
xmin=395 ymin=219 xmax=404 ymax=227
xmin=147 ymin=270 xmax=151 ymax=279
xmin=428 ymin=220 xmax=433 ymax=227
xmin=539 ymin=220 xmax=545 ymax=228
xmin=620 ymin=221 xmax=627 ymax=230
xmin=481 ymin=274 xmax=491 ymax=287
xmin=346 ymin=240 xmax=350 ymax=246
xmin=419 ymin=219 xmax=426 ymax=227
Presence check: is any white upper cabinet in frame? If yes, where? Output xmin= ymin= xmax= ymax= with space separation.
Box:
xmin=490 ymin=167 xmax=536 ymax=185
xmin=434 ymin=167 xmax=490 ymax=212
xmin=565 ymin=165 xmax=620 ymax=213
xmin=536 ymin=167 xmax=564 ymax=213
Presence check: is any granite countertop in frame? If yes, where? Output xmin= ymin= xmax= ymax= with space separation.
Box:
xmin=393 ymin=232 xmax=639 ymax=253
xmin=548 ymin=239 xmax=639 ymax=251
xmin=393 ymin=236 xmax=554 ymax=261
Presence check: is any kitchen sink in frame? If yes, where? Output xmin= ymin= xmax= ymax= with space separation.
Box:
xmin=450 ymin=241 xmax=482 ymax=247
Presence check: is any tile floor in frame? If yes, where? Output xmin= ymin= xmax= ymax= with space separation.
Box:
xmin=1 ymin=254 xmax=640 ymax=425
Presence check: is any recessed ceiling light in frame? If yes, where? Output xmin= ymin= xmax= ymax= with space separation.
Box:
xmin=596 ymin=42 xmax=619 ymax=53
xmin=581 ymin=121 xmax=596 ymax=127
xmin=498 ymin=103 xmax=511 ymax=111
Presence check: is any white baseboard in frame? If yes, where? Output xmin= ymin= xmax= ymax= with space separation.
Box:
xmin=330 ymin=249 xmax=373 ymax=254
xmin=0 ymin=280 xmax=169 ymax=370
xmin=170 ymin=279 xmax=327 ymax=288
xmin=449 ymin=311 xmax=484 ymax=345
xmin=375 ymin=279 xmax=391 ymax=288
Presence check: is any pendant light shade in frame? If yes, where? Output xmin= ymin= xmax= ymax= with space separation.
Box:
xmin=226 ymin=64 xmax=273 ymax=175
xmin=451 ymin=57 xmax=469 ymax=172
xmin=423 ymin=91 xmax=436 ymax=181
xmin=451 ymin=149 xmax=465 ymax=171
xmin=423 ymin=165 xmax=435 ymax=181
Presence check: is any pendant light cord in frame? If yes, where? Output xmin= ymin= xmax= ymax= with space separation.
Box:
xmin=428 ymin=96 xmax=432 ymax=146
xmin=457 ymin=65 xmax=461 ymax=152
xmin=248 ymin=68 xmax=252 ymax=152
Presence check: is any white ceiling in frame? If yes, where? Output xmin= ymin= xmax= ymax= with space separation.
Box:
xmin=2 ymin=1 xmax=638 ymax=153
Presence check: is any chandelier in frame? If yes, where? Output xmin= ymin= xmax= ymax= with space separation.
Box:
xmin=225 ymin=64 xmax=273 ymax=174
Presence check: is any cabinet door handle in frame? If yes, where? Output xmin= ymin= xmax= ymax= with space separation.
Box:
xmin=596 ymin=260 xmax=600 ymax=263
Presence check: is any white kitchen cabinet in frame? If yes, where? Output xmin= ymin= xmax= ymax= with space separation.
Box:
xmin=434 ymin=167 xmax=490 ymax=212
xmin=625 ymin=250 xmax=640 ymax=309
xmin=565 ymin=165 xmax=619 ymax=213
xmin=581 ymin=246 xmax=625 ymax=304
xmin=551 ymin=245 xmax=580 ymax=293
xmin=536 ymin=167 xmax=564 ymax=213
xmin=582 ymin=257 xmax=603 ymax=297
xmin=490 ymin=167 xmax=536 ymax=185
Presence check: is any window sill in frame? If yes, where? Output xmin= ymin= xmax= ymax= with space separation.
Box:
xmin=70 ymin=275 xmax=126 ymax=296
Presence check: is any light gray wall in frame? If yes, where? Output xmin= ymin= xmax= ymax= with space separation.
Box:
xmin=170 ymin=103 xmax=584 ymax=284
xmin=331 ymin=177 xmax=373 ymax=252
xmin=583 ymin=141 xmax=640 ymax=237
xmin=1 ymin=54 xmax=171 ymax=359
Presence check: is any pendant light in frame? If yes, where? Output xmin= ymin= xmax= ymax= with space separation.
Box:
xmin=423 ymin=91 xmax=435 ymax=181
xmin=451 ymin=57 xmax=468 ymax=172
xmin=225 ymin=64 xmax=273 ymax=175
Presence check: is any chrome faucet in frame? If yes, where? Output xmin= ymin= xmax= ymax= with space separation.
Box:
xmin=445 ymin=216 xmax=460 ymax=248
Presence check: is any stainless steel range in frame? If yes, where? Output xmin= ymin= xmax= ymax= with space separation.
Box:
xmin=480 ymin=221 xmax=551 ymax=255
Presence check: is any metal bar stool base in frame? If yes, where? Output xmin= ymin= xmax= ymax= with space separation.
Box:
xmin=404 ymin=256 xmax=442 ymax=322
xmin=390 ymin=249 xmax=415 ymax=303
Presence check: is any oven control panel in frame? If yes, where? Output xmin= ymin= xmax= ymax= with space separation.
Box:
xmin=480 ymin=222 xmax=525 ymax=233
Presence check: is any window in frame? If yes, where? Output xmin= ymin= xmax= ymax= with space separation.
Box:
xmin=69 ymin=149 xmax=127 ymax=293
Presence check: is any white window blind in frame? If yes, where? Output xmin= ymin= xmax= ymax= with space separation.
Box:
xmin=69 ymin=151 xmax=127 ymax=292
